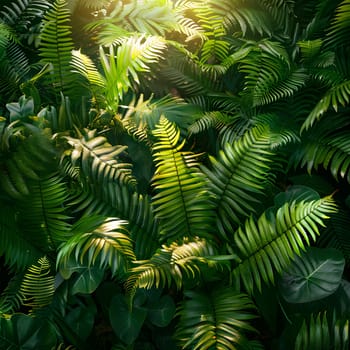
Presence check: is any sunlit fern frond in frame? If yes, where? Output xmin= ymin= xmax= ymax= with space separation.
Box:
xmin=175 ymin=285 xmax=256 ymax=350
xmin=295 ymin=312 xmax=349 ymax=350
xmin=188 ymin=111 xmax=232 ymax=136
xmin=99 ymin=34 xmax=167 ymax=108
xmin=20 ymin=256 xmax=55 ymax=312
xmin=233 ymin=196 xmax=337 ymax=294
xmin=202 ymin=125 xmax=277 ymax=241
xmin=64 ymin=128 xmax=137 ymax=189
xmin=126 ymin=237 xmax=218 ymax=296
xmin=57 ymin=216 xmax=135 ymax=278
xmin=69 ymin=182 xmax=160 ymax=260
xmin=122 ymin=94 xmax=199 ymax=142
xmin=100 ymin=0 xmax=180 ymax=36
xmin=205 ymin=0 xmax=272 ymax=37
xmin=70 ymin=49 xmax=106 ymax=106
xmin=152 ymin=116 xmax=215 ymax=241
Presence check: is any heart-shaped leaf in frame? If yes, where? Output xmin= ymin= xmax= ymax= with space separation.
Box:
xmin=279 ymin=247 xmax=345 ymax=303
xmin=147 ymin=295 xmax=176 ymax=327
xmin=110 ymin=295 xmax=147 ymax=345
xmin=71 ymin=266 xmax=105 ymax=294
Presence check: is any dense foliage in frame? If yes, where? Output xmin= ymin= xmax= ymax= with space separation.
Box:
xmin=1 ymin=0 xmax=350 ymax=349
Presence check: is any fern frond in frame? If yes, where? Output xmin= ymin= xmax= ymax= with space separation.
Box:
xmin=20 ymin=256 xmax=55 ymax=312
xmin=203 ymin=125 xmax=276 ymax=241
xmin=292 ymin=128 xmax=350 ymax=182
xmin=239 ymin=40 xmax=307 ymax=106
xmin=0 ymin=204 xmax=42 ymax=269
xmin=57 ymin=216 xmax=135 ymax=278
xmin=326 ymin=0 xmax=350 ymax=48
xmin=64 ymin=128 xmax=136 ymax=189
xmin=318 ymin=208 xmax=350 ymax=261
xmin=18 ymin=174 xmax=71 ymax=251
xmin=152 ymin=116 xmax=215 ymax=241
xmin=175 ymin=285 xmax=256 ymax=350
xmin=126 ymin=237 xmax=218 ymax=295
xmin=39 ymin=0 xmax=75 ymax=96
xmin=0 ymin=272 xmax=25 ymax=315
xmin=70 ymin=49 xmax=106 ymax=105
xmin=301 ymin=80 xmax=350 ymax=131
xmin=295 ymin=312 xmax=349 ymax=350
xmin=233 ymin=197 xmax=337 ymax=294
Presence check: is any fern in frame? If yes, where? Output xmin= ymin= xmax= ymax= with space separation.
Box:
xmin=20 ymin=256 xmax=55 ymax=312
xmin=295 ymin=312 xmax=349 ymax=350
xmin=152 ymin=116 xmax=215 ymax=241
xmin=57 ymin=216 xmax=135 ymax=278
xmin=18 ymin=174 xmax=71 ymax=251
xmin=64 ymin=128 xmax=136 ymax=189
xmin=126 ymin=237 xmax=218 ymax=295
xmin=292 ymin=128 xmax=350 ymax=182
xmin=175 ymin=285 xmax=256 ymax=350
xmin=233 ymin=196 xmax=337 ymax=294
xmin=326 ymin=0 xmax=350 ymax=48
xmin=203 ymin=125 xmax=276 ymax=241
xmin=38 ymin=0 xmax=75 ymax=96
xmin=239 ymin=40 xmax=307 ymax=106
xmin=302 ymin=80 xmax=350 ymax=131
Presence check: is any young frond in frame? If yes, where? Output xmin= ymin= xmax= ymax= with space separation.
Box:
xmin=233 ymin=197 xmax=337 ymax=294
xmin=152 ymin=116 xmax=215 ymax=241
xmin=57 ymin=216 xmax=135 ymax=278
xmin=175 ymin=286 xmax=256 ymax=350
xmin=203 ymin=125 xmax=276 ymax=241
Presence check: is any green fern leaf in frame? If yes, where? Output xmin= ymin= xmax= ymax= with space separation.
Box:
xmin=203 ymin=125 xmax=276 ymax=241
xmin=152 ymin=116 xmax=215 ymax=241
xmin=233 ymin=197 xmax=337 ymax=294
xmin=64 ymin=129 xmax=136 ymax=189
xmin=302 ymin=80 xmax=350 ymax=131
xmin=20 ymin=256 xmax=55 ymax=312
xmin=295 ymin=312 xmax=349 ymax=350
xmin=57 ymin=216 xmax=135 ymax=278
xmin=175 ymin=285 xmax=256 ymax=350
xmin=126 ymin=238 xmax=218 ymax=295
xmin=39 ymin=0 xmax=75 ymax=95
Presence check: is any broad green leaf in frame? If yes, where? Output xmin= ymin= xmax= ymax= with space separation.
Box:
xmin=65 ymin=304 xmax=97 ymax=340
xmin=280 ymin=247 xmax=345 ymax=303
xmin=0 ymin=314 xmax=57 ymax=349
xmin=71 ymin=266 xmax=105 ymax=295
xmin=110 ymin=295 xmax=147 ymax=345
xmin=147 ymin=295 xmax=176 ymax=327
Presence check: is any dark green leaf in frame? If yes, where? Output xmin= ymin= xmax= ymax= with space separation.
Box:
xmin=110 ymin=295 xmax=147 ymax=345
xmin=280 ymin=247 xmax=345 ymax=303
xmin=147 ymin=295 xmax=176 ymax=327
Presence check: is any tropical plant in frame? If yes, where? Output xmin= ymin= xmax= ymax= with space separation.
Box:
xmin=1 ymin=0 xmax=350 ymax=349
